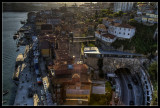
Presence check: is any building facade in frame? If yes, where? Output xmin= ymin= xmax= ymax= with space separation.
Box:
xmin=108 ymin=23 xmax=136 ymax=39
xmin=114 ymin=2 xmax=134 ymax=12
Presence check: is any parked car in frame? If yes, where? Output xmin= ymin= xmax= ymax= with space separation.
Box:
xmin=41 ymin=96 xmax=44 ymax=101
xmin=129 ymin=101 xmax=134 ymax=105
xmin=128 ymin=84 xmax=132 ymax=89
xmin=37 ymin=77 xmax=42 ymax=85
xmin=28 ymin=87 xmax=33 ymax=98
xmin=41 ymin=90 xmax=45 ymax=95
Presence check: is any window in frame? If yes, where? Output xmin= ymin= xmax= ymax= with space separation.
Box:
xmin=124 ymin=33 xmax=125 ymax=35
xmin=115 ymin=31 xmax=116 ymax=33
xmin=146 ymin=85 xmax=148 ymax=89
xmin=129 ymin=29 xmax=130 ymax=31
xmin=120 ymin=28 xmax=121 ymax=30
xmin=128 ymin=33 xmax=130 ymax=35
xmin=119 ymin=32 xmax=121 ymax=34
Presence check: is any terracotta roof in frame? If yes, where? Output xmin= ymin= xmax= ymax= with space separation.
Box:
xmin=97 ymin=24 xmax=106 ymax=30
xmin=117 ymin=24 xmax=135 ymax=29
xmin=110 ymin=23 xmax=135 ymax=29
xmin=110 ymin=22 xmax=121 ymax=26
xmin=102 ymin=33 xmax=116 ymax=39
xmin=95 ymin=31 xmax=100 ymax=34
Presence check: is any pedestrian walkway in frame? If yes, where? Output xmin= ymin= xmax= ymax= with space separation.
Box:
xmin=14 ymin=46 xmax=34 ymax=106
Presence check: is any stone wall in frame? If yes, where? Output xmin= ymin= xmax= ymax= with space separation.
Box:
xmin=103 ymin=57 xmax=141 ymax=74
xmin=84 ymin=57 xmax=142 ymax=74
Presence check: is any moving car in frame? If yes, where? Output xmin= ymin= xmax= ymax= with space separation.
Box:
xmin=128 ymin=84 xmax=132 ymax=89
xmin=129 ymin=101 xmax=134 ymax=105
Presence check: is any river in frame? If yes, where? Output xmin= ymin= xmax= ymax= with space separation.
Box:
xmin=2 ymin=12 xmax=28 ymax=105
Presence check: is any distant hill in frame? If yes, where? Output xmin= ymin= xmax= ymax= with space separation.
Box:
xmin=2 ymin=3 xmax=59 ymax=12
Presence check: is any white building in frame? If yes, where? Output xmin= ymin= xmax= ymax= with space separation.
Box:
xmin=103 ymin=18 xmax=115 ymax=27
xmin=95 ymin=30 xmax=117 ymax=43
xmin=103 ymin=17 xmax=122 ymax=27
xmin=95 ymin=31 xmax=101 ymax=39
xmin=114 ymin=2 xmax=134 ymax=12
xmin=108 ymin=23 xmax=136 ymax=39
xmin=101 ymin=33 xmax=117 ymax=43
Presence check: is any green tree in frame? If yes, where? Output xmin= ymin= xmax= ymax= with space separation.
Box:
xmin=98 ymin=18 xmax=103 ymax=24
xmin=130 ymin=13 xmax=134 ymax=18
xmin=88 ymin=43 xmax=95 ymax=47
xmin=118 ymin=11 xmax=123 ymax=16
xmin=148 ymin=61 xmax=157 ymax=83
xmin=105 ymin=81 xmax=113 ymax=104
xmin=99 ymin=69 xmax=104 ymax=78
xmin=82 ymin=34 xmax=86 ymax=37
xmin=95 ymin=10 xmax=98 ymax=19
xmin=113 ymin=12 xmax=119 ymax=17
xmin=97 ymin=58 xmax=103 ymax=69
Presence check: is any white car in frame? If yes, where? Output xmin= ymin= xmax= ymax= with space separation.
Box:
xmin=41 ymin=90 xmax=45 ymax=95
xmin=41 ymin=96 xmax=44 ymax=101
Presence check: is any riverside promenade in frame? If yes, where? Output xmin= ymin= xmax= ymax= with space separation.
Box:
xmin=13 ymin=45 xmax=35 ymax=106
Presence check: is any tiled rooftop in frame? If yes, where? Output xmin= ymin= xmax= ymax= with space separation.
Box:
xmin=97 ymin=24 xmax=106 ymax=30
xmin=101 ymin=33 xmax=116 ymax=39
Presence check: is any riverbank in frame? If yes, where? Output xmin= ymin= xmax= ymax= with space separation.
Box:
xmin=2 ymin=12 xmax=27 ymax=106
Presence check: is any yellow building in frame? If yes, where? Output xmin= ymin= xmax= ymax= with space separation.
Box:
xmin=39 ymin=40 xmax=52 ymax=58
xmin=63 ymin=64 xmax=92 ymax=105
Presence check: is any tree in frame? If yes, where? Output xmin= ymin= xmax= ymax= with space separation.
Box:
xmin=118 ymin=11 xmax=123 ymax=16
xmin=129 ymin=19 xmax=138 ymax=26
xmin=113 ymin=12 xmax=119 ymax=17
xmin=95 ymin=10 xmax=98 ymax=19
xmin=99 ymin=69 xmax=104 ymax=78
xmin=105 ymin=81 xmax=113 ymax=104
xmin=97 ymin=58 xmax=103 ymax=69
xmin=98 ymin=18 xmax=103 ymax=24
xmin=130 ymin=13 xmax=134 ymax=18
xmin=88 ymin=43 xmax=95 ymax=47
xmin=148 ymin=61 xmax=157 ymax=82
xmin=82 ymin=34 xmax=86 ymax=37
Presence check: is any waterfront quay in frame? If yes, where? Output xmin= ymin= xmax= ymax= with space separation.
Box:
xmin=14 ymin=45 xmax=34 ymax=105
xmin=14 ymin=43 xmax=53 ymax=105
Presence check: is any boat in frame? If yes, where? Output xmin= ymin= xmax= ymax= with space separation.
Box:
xmin=16 ymin=49 xmax=19 ymax=52
xmin=3 ymin=90 xmax=9 ymax=96
xmin=20 ymin=20 xmax=26 ymax=24
xmin=13 ymin=35 xmax=18 ymax=40
xmin=13 ymin=32 xmax=19 ymax=40
xmin=13 ymin=54 xmax=24 ymax=81
xmin=2 ymin=100 xmax=7 ymax=104
xmin=12 ymin=65 xmax=21 ymax=81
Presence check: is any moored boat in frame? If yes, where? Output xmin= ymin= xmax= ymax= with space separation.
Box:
xmin=20 ymin=20 xmax=26 ymax=24
xmin=13 ymin=32 xmax=19 ymax=40
xmin=2 ymin=100 xmax=7 ymax=104
xmin=3 ymin=90 xmax=9 ymax=96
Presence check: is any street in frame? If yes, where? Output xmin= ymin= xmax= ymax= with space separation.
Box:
xmin=115 ymin=68 xmax=144 ymax=106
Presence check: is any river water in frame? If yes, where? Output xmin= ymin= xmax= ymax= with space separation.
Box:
xmin=2 ymin=12 xmax=28 ymax=105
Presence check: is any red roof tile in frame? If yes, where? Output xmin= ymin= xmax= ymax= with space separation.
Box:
xmin=102 ymin=33 xmax=116 ymax=39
